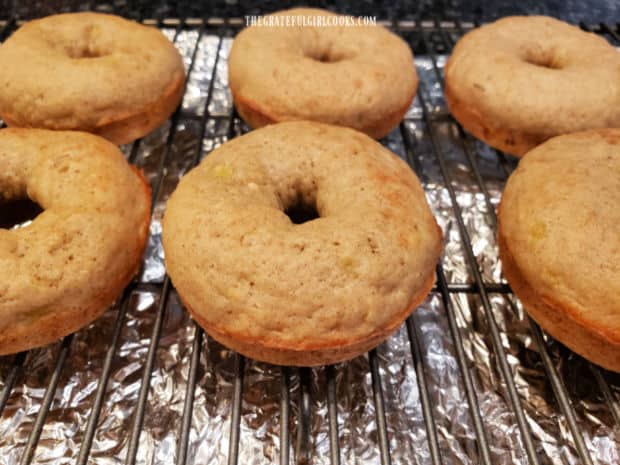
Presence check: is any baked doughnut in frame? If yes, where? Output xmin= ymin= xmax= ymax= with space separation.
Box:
xmin=445 ymin=16 xmax=620 ymax=157
xmin=228 ymin=8 xmax=417 ymax=139
xmin=498 ymin=129 xmax=620 ymax=372
xmin=163 ymin=121 xmax=442 ymax=366
xmin=0 ymin=13 xmax=185 ymax=145
xmin=0 ymin=129 xmax=150 ymax=355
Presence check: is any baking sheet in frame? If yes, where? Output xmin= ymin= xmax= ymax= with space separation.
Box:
xmin=0 ymin=25 xmax=618 ymax=465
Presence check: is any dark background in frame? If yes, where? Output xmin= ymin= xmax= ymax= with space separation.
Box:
xmin=1 ymin=0 xmax=619 ymax=23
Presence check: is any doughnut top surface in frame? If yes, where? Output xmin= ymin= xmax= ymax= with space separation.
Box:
xmin=0 ymin=128 xmax=150 ymax=354
xmin=163 ymin=121 xmax=442 ymax=365
xmin=499 ymin=129 xmax=620 ymax=346
xmin=0 ymin=13 xmax=184 ymax=133
xmin=228 ymin=8 xmax=417 ymax=139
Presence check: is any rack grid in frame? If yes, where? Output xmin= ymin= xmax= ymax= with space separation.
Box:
xmin=0 ymin=9 xmax=619 ymax=465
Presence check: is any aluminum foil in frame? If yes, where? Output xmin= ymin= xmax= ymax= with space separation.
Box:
xmin=0 ymin=25 xmax=619 ymax=465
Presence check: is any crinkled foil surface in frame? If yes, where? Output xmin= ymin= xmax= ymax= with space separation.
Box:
xmin=1 ymin=24 xmax=619 ymax=465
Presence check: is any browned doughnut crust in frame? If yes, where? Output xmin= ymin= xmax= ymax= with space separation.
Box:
xmin=228 ymin=8 xmax=417 ymax=139
xmin=184 ymin=264 xmax=436 ymax=366
xmin=232 ymin=89 xmax=415 ymax=141
xmin=2 ymin=73 xmax=185 ymax=147
xmin=0 ymin=13 xmax=185 ymax=145
xmin=0 ymin=129 xmax=151 ymax=355
xmin=498 ymin=129 xmax=620 ymax=371
xmin=92 ymin=75 xmax=185 ymax=145
xmin=498 ymin=232 xmax=620 ymax=372
xmin=445 ymin=16 xmax=620 ymax=157
xmin=163 ymin=122 xmax=442 ymax=366
xmin=444 ymin=83 xmax=546 ymax=156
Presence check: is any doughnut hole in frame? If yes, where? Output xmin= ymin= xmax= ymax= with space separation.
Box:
xmin=284 ymin=197 xmax=319 ymax=224
xmin=522 ymin=47 xmax=564 ymax=69
xmin=301 ymin=36 xmax=356 ymax=63
xmin=281 ymin=180 xmax=321 ymax=225
xmin=64 ymin=34 xmax=112 ymax=59
xmin=44 ymin=23 xmax=113 ymax=59
xmin=304 ymin=47 xmax=351 ymax=63
xmin=66 ymin=43 xmax=110 ymax=59
xmin=0 ymin=197 xmax=42 ymax=229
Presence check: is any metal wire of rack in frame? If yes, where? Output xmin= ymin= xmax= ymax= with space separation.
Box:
xmin=0 ymin=8 xmax=619 ymax=465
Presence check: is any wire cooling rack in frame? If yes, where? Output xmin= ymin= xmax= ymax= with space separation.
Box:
xmin=0 ymin=9 xmax=619 ymax=465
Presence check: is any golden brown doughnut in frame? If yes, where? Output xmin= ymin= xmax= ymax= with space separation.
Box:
xmin=228 ymin=8 xmax=417 ymax=139
xmin=0 ymin=13 xmax=185 ymax=145
xmin=498 ymin=129 xmax=620 ymax=371
xmin=162 ymin=121 xmax=442 ymax=366
xmin=445 ymin=16 xmax=620 ymax=156
xmin=0 ymin=129 xmax=151 ymax=355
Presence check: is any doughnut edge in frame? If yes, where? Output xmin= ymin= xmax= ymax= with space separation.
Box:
xmin=497 ymin=214 xmax=620 ymax=373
